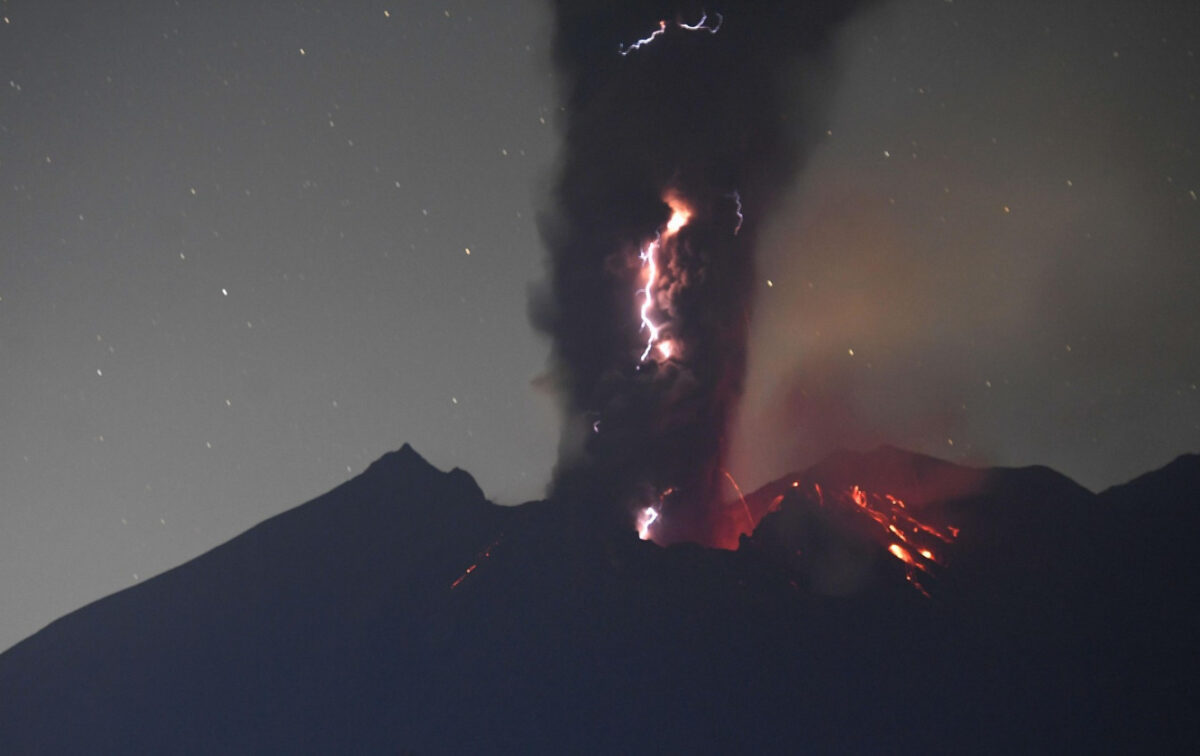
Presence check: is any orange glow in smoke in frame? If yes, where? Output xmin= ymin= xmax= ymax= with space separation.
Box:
xmin=664 ymin=196 xmax=691 ymax=236
xmin=636 ymin=193 xmax=693 ymax=363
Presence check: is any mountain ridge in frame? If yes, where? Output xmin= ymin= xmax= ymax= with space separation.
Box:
xmin=2 ymin=444 xmax=1197 ymax=753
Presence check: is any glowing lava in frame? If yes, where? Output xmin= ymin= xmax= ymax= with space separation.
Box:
xmin=808 ymin=483 xmax=958 ymax=596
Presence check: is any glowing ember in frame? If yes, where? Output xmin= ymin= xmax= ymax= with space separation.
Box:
xmin=450 ymin=535 xmax=503 ymax=590
xmin=637 ymin=506 xmax=660 ymax=540
xmin=619 ymin=12 xmax=723 ymax=56
xmin=721 ymin=468 xmax=754 ymax=533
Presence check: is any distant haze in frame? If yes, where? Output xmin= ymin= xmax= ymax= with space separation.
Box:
xmin=730 ymin=0 xmax=1199 ymax=492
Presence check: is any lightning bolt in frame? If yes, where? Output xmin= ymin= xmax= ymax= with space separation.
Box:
xmin=637 ymin=235 xmax=666 ymax=362
xmin=637 ymin=506 xmax=660 ymax=540
xmin=636 ymin=196 xmax=691 ymax=363
xmin=679 ymin=12 xmax=723 ymax=33
xmin=729 ymin=190 xmax=743 ymax=235
xmin=619 ymin=11 xmax=724 ymax=56
xmin=619 ymin=20 xmax=668 ymax=56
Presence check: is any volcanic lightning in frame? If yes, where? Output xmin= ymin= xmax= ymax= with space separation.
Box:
xmin=637 ymin=195 xmax=692 ymax=363
xmin=637 ymin=506 xmax=660 ymax=540
xmin=637 ymin=237 xmax=665 ymax=362
xmin=618 ymin=11 xmax=723 ymax=55
xmin=619 ymin=20 xmax=667 ymax=55
xmin=537 ymin=1 xmax=878 ymax=548
xmin=679 ymin=12 xmax=723 ymax=34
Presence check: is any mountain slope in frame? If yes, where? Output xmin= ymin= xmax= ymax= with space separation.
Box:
xmin=2 ymin=446 xmax=1197 ymax=753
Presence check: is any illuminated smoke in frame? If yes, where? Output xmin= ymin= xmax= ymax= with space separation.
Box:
xmin=636 ymin=196 xmax=692 ymax=362
xmin=533 ymin=1 xmax=877 ymax=541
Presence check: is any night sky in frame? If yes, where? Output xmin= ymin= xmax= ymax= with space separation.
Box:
xmin=2 ymin=0 xmax=1197 ymax=651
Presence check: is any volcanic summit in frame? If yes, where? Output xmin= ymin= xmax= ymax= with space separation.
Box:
xmin=2 ymin=444 xmax=1197 ymax=753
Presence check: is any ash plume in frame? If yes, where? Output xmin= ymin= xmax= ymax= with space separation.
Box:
xmin=532 ymin=1 xmax=875 ymax=541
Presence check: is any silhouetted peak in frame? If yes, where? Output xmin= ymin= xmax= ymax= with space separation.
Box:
xmin=360 ymin=443 xmax=486 ymax=505
xmin=4 ymin=442 xmax=1200 ymax=753
xmin=365 ymin=442 xmax=433 ymax=476
xmin=985 ymin=461 xmax=1092 ymax=498
xmin=1102 ymin=452 xmax=1200 ymax=493
xmin=1099 ymin=452 xmax=1200 ymax=506
xmin=797 ymin=444 xmax=991 ymax=508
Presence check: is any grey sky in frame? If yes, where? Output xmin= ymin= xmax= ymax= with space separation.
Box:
xmin=1 ymin=0 xmax=560 ymax=651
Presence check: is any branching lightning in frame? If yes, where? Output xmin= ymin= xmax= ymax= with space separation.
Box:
xmin=636 ymin=196 xmax=692 ymax=363
xmin=637 ymin=235 xmax=666 ymax=362
xmin=679 ymin=12 xmax=723 ymax=34
xmin=729 ymin=190 xmax=743 ymax=235
xmin=619 ymin=11 xmax=723 ymax=56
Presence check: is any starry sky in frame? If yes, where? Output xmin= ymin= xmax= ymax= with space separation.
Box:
xmin=1 ymin=0 xmax=1196 ymax=651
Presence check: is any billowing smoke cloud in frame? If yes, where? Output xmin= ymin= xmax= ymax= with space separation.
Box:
xmin=726 ymin=0 xmax=1200 ymax=494
xmin=532 ymin=1 xmax=874 ymax=542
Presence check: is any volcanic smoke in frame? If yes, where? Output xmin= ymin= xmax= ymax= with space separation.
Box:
xmin=532 ymin=1 xmax=875 ymax=543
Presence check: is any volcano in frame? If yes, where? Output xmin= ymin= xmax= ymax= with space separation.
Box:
xmin=2 ymin=444 xmax=1198 ymax=753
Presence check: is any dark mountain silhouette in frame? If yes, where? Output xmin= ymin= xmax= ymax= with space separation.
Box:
xmin=2 ymin=444 xmax=1197 ymax=753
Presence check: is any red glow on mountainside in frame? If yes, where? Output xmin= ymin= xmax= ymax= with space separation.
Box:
xmin=812 ymin=483 xmax=957 ymax=595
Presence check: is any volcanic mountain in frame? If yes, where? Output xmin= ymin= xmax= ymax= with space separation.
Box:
xmin=2 ymin=445 xmax=1197 ymax=753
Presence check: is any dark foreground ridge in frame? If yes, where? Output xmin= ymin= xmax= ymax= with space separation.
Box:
xmin=2 ymin=444 xmax=1198 ymax=753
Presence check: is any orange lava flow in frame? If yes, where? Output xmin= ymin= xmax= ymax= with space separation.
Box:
xmin=810 ymin=484 xmax=958 ymax=597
